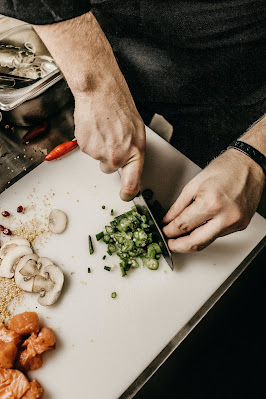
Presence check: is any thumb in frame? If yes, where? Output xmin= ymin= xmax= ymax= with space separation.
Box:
xmin=120 ymin=158 xmax=144 ymax=201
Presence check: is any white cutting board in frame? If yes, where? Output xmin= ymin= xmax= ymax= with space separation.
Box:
xmin=0 ymin=127 xmax=265 ymax=399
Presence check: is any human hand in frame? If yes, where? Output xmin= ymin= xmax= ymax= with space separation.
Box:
xmin=73 ymin=76 xmax=145 ymax=202
xmin=34 ymin=12 xmax=145 ymax=201
xmin=162 ymin=150 xmax=265 ymax=253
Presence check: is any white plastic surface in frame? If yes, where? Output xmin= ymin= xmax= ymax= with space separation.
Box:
xmin=0 ymin=128 xmax=265 ymax=399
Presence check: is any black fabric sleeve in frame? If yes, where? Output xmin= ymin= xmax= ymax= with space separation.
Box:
xmin=0 ymin=1 xmax=92 ymax=24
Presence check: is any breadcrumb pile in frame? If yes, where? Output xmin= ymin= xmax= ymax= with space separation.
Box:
xmin=12 ymin=217 xmax=49 ymax=245
xmin=0 ymin=277 xmax=23 ymax=325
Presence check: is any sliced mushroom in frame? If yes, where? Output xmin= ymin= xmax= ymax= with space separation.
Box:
xmin=48 ymin=209 xmax=67 ymax=234
xmin=0 ymin=238 xmax=31 ymax=258
xmin=0 ymin=245 xmax=33 ymax=278
xmin=33 ymin=264 xmax=64 ymax=306
xmin=36 ymin=257 xmax=54 ymax=272
xmin=15 ymin=254 xmax=39 ymax=292
xmin=33 ymin=274 xmax=55 ymax=294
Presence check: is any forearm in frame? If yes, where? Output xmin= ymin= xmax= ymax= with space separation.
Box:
xmin=33 ymin=12 xmax=123 ymax=95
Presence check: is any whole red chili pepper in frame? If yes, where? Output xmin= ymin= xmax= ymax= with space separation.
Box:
xmin=22 ymin=120 xmax=49 ymax=143
xmin=43 ymin=139 xmax=78 ymax=161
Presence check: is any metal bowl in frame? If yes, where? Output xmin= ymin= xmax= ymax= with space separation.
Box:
xmin=0 ymin=21 xmax=71 ymax=126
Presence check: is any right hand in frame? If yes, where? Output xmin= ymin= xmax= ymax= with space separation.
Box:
xmin=73 ymin=75 xmax=145 ymax=202
xmin=33 ymin=12 xmax=145 ymax=201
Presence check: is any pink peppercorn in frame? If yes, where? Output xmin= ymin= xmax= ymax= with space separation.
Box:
xmin=3 ymin=228 xmax=12 ymax=235
xmin=17 ymin=206 xmax=24 ymax=213
xmin=1 ymin=211 xmax=10 ymax=217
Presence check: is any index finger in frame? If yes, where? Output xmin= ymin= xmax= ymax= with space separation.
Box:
xmin=167 ymin=218 xmax=222 ymax=253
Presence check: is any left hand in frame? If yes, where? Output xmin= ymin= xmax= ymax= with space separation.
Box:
xmin=162 ymin=149 xmax=265 ymax=253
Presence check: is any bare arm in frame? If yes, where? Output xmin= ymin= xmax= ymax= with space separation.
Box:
xmin=34 ymin=12 xmax=145 ymax=201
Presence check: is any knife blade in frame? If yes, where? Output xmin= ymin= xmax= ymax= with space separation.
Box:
xmin=117 ymin=170 xmax=174 ymax=270
xmin=132 ymin=192 xmax=174 ymax=270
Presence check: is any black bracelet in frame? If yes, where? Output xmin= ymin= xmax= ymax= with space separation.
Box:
xmin=227 ymin=140 xmax=266 ymax=174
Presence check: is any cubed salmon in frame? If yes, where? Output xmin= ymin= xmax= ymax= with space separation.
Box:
xmin=16 ymin=351 xmax=43 ymax=372
xmin=21 ymin=379 xmax=44 ymax=399
xmin=8 ymin=313 xmax=40 ymax=336
xmin=17 ymin=327 xmax=55 ymax=372
xmin=0 ymin=324 xmax=20 ymax=369
xmin=0 ymin=367 xmax=30 ymax=399
xmin=22 ymin=327 xmax=56 ymax=354
xmin=0 ymin=341 xmax=18 ymax=369
xmin=0 ymin=324 xmax=21 ymax=346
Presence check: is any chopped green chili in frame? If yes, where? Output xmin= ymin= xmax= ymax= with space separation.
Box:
xmin=88 ymin=267 xmax=91 ymax=273
xmin=111 ymin=292 xmax=117 ymax=298
xmin=100 ymin=194 xmax=166 ymax=276
xmin=119 ymin=261 xmax=127 ymax=277
xmin=105 ymin=225 xmax=114 ymax=234
xmin=96 ymin=231 xmax=104 ymax=241
xmin=107 ymin=243 xmax=116 ymax=253
xmin=102 ymin=255 xmax=106 ymax=260
xmin=102 ymin=205 xmax=106 ymax=209
xmin=111 ymin=209 xmax=114 ymax=215
xmin=104 ymin=266 xmax=111 ymax=271
xmin=88 ymin=235 xmax=94 ymax=255
xmin=103 ymin=234 xmax=111 ymax=243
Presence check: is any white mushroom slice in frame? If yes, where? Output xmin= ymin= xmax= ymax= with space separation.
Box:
xmin=33 ymin=264 xmax=64 ymax=306
xmin=48 ymin=209 xmax=67 ymax=234
xmin=33 ymin=274 xmax=54 ymax=293
xmin=0 ymin=245 xmax=33 ymax=278
xmin=0 ymin=238 xmax=31 ymax=258
xmin=36 ymin=257 xmax=54 ymax=272
xmin=15 ymin=254 xmax=39 ymax=292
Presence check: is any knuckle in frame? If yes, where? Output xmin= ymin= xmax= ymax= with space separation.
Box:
xmin=190 ymin=243 xmax=206 ymax=252
xmin=237 ymin=217 xmax=250 ymax=231
xmin=92 ymin=151 xmax=102 ymax=160
xmin=230 ymin=207 xmax=245 ymax=226
xmin=176 ymin=221 xmax=189 ymax=233
xmin=203 ymin=191 xmax=224 ymax=214
xmin=110 ymin=153 xmax=123 ymax=168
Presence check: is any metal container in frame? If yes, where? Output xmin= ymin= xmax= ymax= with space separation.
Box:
xmin=0 ymin=21 xmax=71 ymax=126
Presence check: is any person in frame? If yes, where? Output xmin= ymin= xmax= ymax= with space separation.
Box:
xmin=0 ymin=1 xmax=265 ymax=253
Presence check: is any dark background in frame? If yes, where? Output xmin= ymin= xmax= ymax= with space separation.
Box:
xmin=135 ymin=244 xmax=266 ymax=399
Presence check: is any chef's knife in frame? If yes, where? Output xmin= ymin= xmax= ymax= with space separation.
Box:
xmin=133 ymin=192 xmax=174 ymax=270
xmin=117 ymin=170 xmax=174 ymax=270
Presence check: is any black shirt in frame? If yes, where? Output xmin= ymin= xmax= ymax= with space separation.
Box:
xmin=0 ymin=1 xmax=265 ymax=165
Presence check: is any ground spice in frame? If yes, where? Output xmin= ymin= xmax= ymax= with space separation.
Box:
xmin=12 ymin=217 xmax=49 ymax=244
xmin=0 ymin=277 xmax=23 ymax=325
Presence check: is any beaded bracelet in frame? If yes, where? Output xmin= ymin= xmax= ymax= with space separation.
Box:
xmin=227 ymin=140 xmax=266 ymax=174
